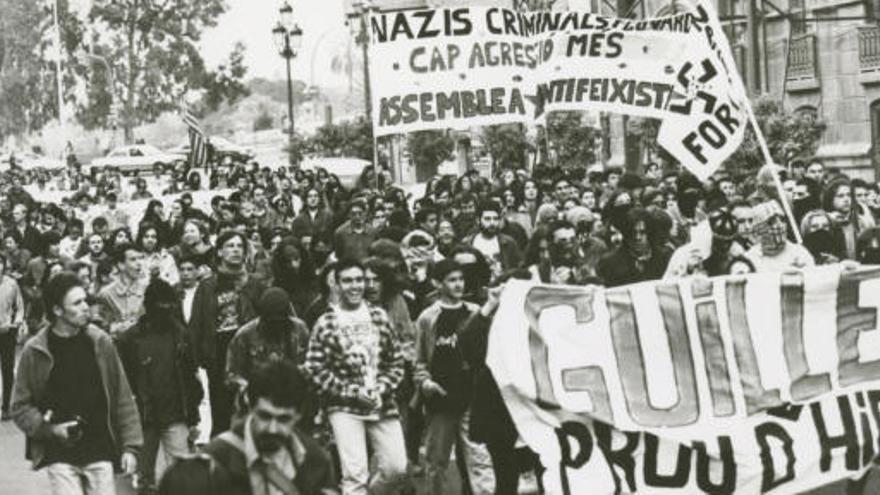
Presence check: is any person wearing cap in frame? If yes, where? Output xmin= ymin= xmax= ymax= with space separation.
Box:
xmin=117 ymin=277 xmax=202 ymax=494
xmin=745 ymin=200 xmax=814 ymax=273
xmin=225 ymin=287 xmax=310 ymax=393
xmin=415 ymin=259 xmax=493 ymax=495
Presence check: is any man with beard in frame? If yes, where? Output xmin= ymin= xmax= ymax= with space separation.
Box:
xmin=204 ymin=360 xmax=335 ymax=495
xmin=117 ymin=278 xmax=202 ymax=494
xmin=226 ymin=287 xmax=310 ymax=392
xmin=746 ymin=201 xmax=814 ymax=272
xmin=191 ymin=231 xmax=267 ymax=437
xmin=463 ymin=201 xmax=522 ymax=281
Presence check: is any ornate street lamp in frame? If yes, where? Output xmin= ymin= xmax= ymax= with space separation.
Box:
xmin=273 ymin=2 xmax=303 ymax=166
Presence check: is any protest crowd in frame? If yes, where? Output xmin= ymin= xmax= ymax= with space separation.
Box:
xmin=1 ymin=148 xmax=879 ymax=495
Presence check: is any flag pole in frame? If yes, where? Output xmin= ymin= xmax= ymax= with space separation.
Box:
xmin=741 ymin=101 xmax=803 ymax=244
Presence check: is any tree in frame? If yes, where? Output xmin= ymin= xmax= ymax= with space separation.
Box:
xmin=407 ymin=130 xmax=454 ymax=176
xmin=721 ymin=98 xmax=826 ymax=180
xmin=87 ymin=0 xmax=227 ymax=142
xmin=202 ymin=41 xmax=250 ymax=112
xmin=481 ymin=124 xmax=530 ymax=170
xmin=308 ymin=118 xmax=373 ymax=160
xmin=539 ymin=111 xmax=602 ymax=169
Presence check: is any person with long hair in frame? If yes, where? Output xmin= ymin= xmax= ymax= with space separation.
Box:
xmin=270 ymin=239 xmax=315 ymax=317
xmin=137 ymin=222 xmax=180 ymax=285
xmin=140 ymin=199 xmax=171 ymax=247
xmin=169 ymin=219 xmax=214 ymax=280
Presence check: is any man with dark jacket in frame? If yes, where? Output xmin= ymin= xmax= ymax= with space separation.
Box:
xmin=203 ymin=360 xmax=335 ymax=495
xmin=117 ymin=278 xmax=203 ymax=494
xmin=190 ymin=231 xmax=267 ymax=436
xmin=11 ymin=272 xmax=142 ymax=493
xmin=463 ymin=201 xmax=522 ymax=281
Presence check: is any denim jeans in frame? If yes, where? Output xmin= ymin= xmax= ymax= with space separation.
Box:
xmin=46 ymin=461 xmax=116 ymax=495
xmin=327 ymin=411 xmax=407 ymax=495
xmin=140 ymin=422 xmax=191 ymax=491
xmin=424 ymin=410 xmax=495 ymax=495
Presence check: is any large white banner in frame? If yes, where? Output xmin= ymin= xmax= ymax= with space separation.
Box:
xmin=487 ymin=266 xmax=880 ymax=494
xmin=368 ymin=0 xmax=748 ymax=179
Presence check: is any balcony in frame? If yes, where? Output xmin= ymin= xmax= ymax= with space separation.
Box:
xmin=859 ymin=26 xmax=880 ymax=85
xmin=786 ymin=34 xmax=820 ymax=92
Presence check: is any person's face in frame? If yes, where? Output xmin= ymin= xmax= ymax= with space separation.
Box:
xmin=55 ymin=286 xmax=90 ymax=328
xmin=646 ymin=164 xmax=661 ymax=180
xmin=76 ymin=267 xmax=91 ymax=288
xmin=581 ymin=191 xmax=596 ymax=209
xmin=306 ymin=189 xmax=320 ymax=208
xmin=120 ymin=249 xmax=144 ymax=279
xmin=240 ymin=202 xmax=255 ymax=219
xmin=461 ymin=201 xmax=476 ymax=216
xmin=350 ymin=205 xmax=366 ymax=227
xmin=421 ymin=213 xmax=439 ymax=234
xmin=281 ymin=179 xmax=291 ymax=192
xmin=854 ymin=187 xmax=869 ymax=206
xmin=524 ymin=181 xmax=538 ymax=201
xmin=833 ymin=185 xmax=852 ymax=213
xmin=503 ymin=191 xmax=516 ymax=208
xmin=479 ymin=210 xmax=499 ymax=236
xmin=501 ymin=170 xmax=515 ymax=186
xmin=614 ymin=192 xmax=632 ymax=207
xmin=171 ymin=201 xmax=183 ymax=217
xmin=141 ymin=229 xmax=158 ymax=251
xmin=12 ymin=204 xmax=26 ymax=223
xmin=551 ymin=227 xmax=578 ymax=263
xmin=3 ymin=237 xmax=17 ymax=252
xmin=793 ymin=184 xmax=809 ymax=201
xmin=337 ymin=266 xmax=365 ymax=307
xmin=805 ymin=212 xmax=830 ymax=233
xmin=731 ymin=206 xmax=754 ymax=238
xmin=364 ymin=268 xmax=382 ymax=303
xmin=183 ymin=223 xmax=201 ymax=246
xmin=237 ymin=177 xmax=249 ymax=190
xmin=436 ymin=191 xmax=451 ymax=207
xmin=115 ymin=230 xmax=129 ymax=246
xmin=554 ymin=181 xmax=570 ymax=201
xmin=177 ymin=262 xmax=197 ymax=288
xmin=629 ymin=220 xmax=648 ymax=248
xmin=88 ymin=235 xmax=104 ymax=254
xmin=608 ymin=225 xmax=623 ymax=247
xmin=220 ymin=236 xmax=245 ymax=266
xmin=372 ymin=209 xmax=388 ymax=229
xmin=439 ymin=270 xmax=465 ymax=300
xmin=270 ymin=235 xmax=283 ymax=253
xmin=250 ymin=398 xmax=298 ymax=455
xmin=437 ymin=220 xmax=455 ymax=245
xmin=69 ymin=226 xmax=82 ymax=239
xmin=607 ymin=173 xmax=621 ymax=189
xmin=868 ymin=189 xmax=880 ymax=208
xmin=254 ymin=188 xmax=267 ymax=207
xmin=720 ymin=180 xmax=736 ymax=199
xmin=806 ymin=164 xmax=824 ymax=182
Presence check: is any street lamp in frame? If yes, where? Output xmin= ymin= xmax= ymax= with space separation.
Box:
xmin=273 ymin=1 xmax=303 ymax=166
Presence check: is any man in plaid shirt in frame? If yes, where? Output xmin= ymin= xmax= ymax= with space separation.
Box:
xmin=304 ymin=259 xmax=406 ymax=495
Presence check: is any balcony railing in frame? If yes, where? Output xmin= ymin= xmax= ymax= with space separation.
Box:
xmin=787 ymin=34 xmax=818 ymax=82
xmin=859 ymin=26 xmax=880 ymax=73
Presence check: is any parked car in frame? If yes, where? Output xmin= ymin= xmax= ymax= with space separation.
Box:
xmin=87 ymin=144 xmax=186 ymax=176
xmin=0 ymin=151 xmax=66 ymax=171
xmin=168 ymin=136 xmax=254 ymax=163
xmin=300 ymin=157 xmax=370 ymax=189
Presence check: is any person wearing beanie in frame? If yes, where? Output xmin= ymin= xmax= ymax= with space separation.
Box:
xmin=117 ymin=277 xmax=203 ymax=494
xmin=745 ymin=200 xmax=814 ymax=273
xmin=226 ymin=287 xmax=310 ymax=393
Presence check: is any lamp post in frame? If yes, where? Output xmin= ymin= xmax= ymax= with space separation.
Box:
xmin=273 ymin=1 xmax=303 ymax=167
xmin=347 ymin=0 xmax=379 ymax=185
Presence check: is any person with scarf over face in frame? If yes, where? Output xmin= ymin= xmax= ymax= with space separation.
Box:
xmin=597 ymin=207 xmax=663 ymax=287
xmin=745 ymin=201 xmax=814 ymax=273
xmin=800 ymin=210 xmax=847 ymax=265
xmin=117 ymin=278 xmax=202 ymax=494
